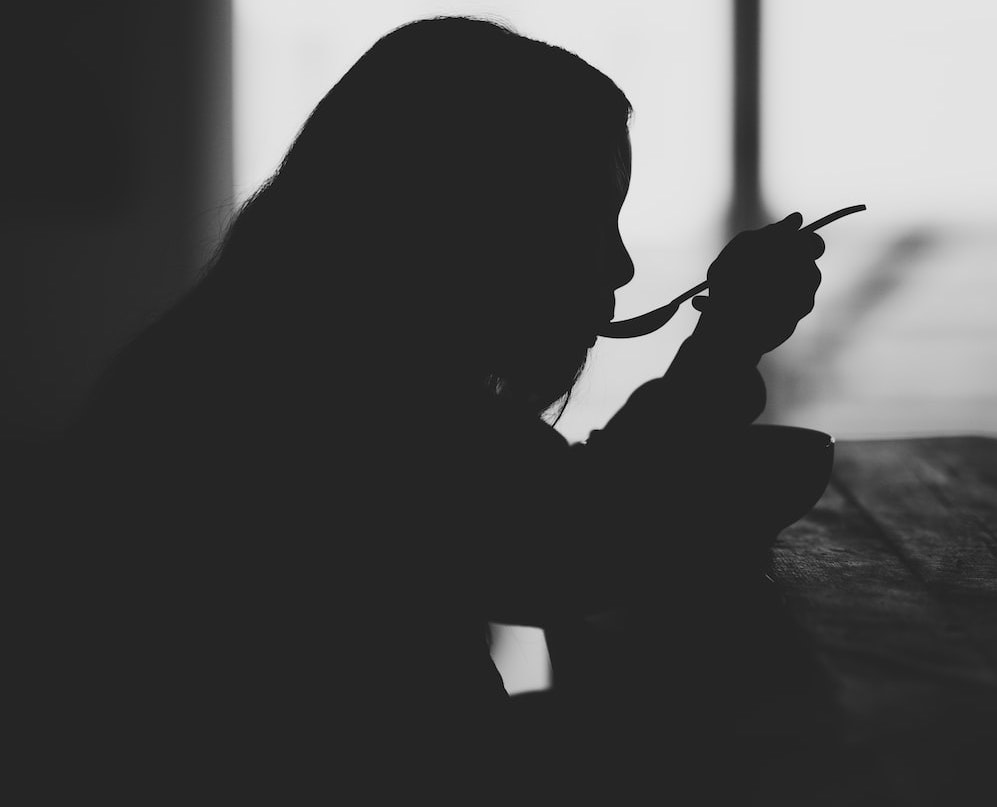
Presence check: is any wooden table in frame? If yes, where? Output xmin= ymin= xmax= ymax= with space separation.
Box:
xmin=543 ymin=436 xmax=997 ymax=805
xmin=766 ymin=436 xmax=997 ymax=804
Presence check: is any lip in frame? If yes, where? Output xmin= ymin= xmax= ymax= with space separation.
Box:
xmin=574 ymin=300 xmax=615 ymax=346
xmin=588 ymin=311 xmax=614 ymax=346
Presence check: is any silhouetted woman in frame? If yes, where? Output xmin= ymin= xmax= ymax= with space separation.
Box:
xmin=38 ymin=16 xmax=823 ymax=801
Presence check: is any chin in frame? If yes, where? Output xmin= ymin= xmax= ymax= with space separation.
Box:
xmin=505 ymin=345 xmax=588 ymax=414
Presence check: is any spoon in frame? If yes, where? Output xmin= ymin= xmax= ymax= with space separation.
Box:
xmin=598 ymin=204 xmax=867 ymax=339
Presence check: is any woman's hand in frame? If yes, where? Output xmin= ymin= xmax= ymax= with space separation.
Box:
xmin=691 ymin=212 xmax=825 ymax=357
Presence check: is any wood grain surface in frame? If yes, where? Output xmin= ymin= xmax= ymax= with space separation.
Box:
xmin=770 ymin=436 xmax=997 ymax=804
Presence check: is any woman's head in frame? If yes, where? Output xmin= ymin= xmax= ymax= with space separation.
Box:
xmin=205 ymin=16 xmax=634 ymax=416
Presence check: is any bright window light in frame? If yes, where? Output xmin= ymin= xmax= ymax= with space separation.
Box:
xmin=763 ymin=0 xmax=997 ymax=230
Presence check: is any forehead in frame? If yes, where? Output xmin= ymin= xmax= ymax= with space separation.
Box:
xmin=613 ymin=132 xmax=631 ymax=195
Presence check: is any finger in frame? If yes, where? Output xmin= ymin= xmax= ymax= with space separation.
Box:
xmin=691 ymin=296 xmax=710 ymax=312
xmin=796 ymin=262 xmax=822 ymax=291
xmin=780 ymin=296 xmax=815 ymax=327
xmin=760 ymin=211 xmax=802 ymax=238
xmin=779 ymin=264 xmax=822 ymax=301
xmin=806 ymin=233 xmax=826 ymax=260
xmin=788 ymin=267 xmax=821 ymax=316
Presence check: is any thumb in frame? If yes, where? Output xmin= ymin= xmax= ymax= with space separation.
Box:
xmin=691 ymin=296 xmax=710 ymax=312
xmin=780 ymin=211 xmax=803 ymax=229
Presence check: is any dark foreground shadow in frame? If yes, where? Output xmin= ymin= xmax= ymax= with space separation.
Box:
xmin=526 ymin=565 xmax=839 ymax=804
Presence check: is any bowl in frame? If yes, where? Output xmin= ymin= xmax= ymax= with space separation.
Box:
xmin=736 ymin=424 xmax=835 ymax=533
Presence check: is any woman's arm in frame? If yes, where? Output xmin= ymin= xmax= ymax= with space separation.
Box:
xmin=472 ymin=329 xmax=766 ymax=626
xmin=477 ymin=216 xmax=824 ymax=625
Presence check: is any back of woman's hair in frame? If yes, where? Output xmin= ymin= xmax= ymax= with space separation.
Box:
xmin=80 ymin=16 xmax=633 ymax=441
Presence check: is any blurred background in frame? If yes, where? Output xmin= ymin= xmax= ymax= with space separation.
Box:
xmin=4 ymin=1 xmax=996 ymax=694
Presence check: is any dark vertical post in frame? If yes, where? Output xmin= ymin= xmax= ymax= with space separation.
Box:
xmin=186 ymin=0 xmax=234 ymax=277
xmin=727 ymin=0 xmax=767 ymax=235
xmin=0 ymin=1 xmax=234 ymax=440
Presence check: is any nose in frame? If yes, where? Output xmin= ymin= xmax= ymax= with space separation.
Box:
xmin=610 ymin=227 xmax=635 ymax=290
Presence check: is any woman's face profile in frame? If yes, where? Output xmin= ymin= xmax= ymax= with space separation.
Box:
xmin=505 ymin=132 xmax=634 ymax=408
xmin=558 ymin=131 xmax=635 ymax=349
xmin=600 ymin=132 xmax=636 ymax=329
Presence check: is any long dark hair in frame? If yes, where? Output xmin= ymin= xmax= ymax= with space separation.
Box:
xmin=78 ymin=17 xmax=633 ymax=445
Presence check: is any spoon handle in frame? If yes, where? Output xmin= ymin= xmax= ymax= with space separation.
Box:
xmin=598 ymin=204 xmax=866 ymax=339
xmin=801 ymin=204 xmax=867 ymax=233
